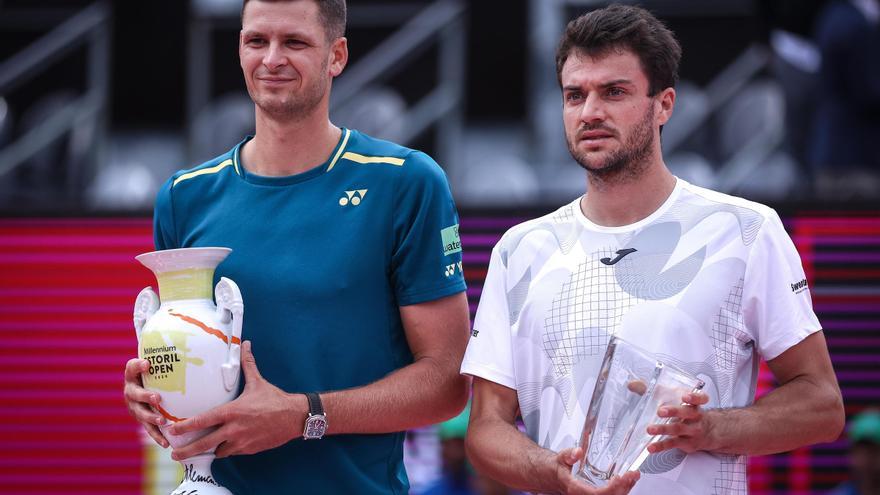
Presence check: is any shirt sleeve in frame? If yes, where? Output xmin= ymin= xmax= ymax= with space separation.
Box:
xmin=742 ymin=210 xmax=822 ymax=361
xmin=460 ymin=241 xmax=516 ymax=390
xmin=153 ymin=177 xmax=179 ymax=251
xmin=391 ymin=151 xmax=466 ymax=306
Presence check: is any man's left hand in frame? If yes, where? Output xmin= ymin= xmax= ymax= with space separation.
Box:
xmin=645 ymin=391 xmax=711 ymax=454
xmin=169 ymin=340 xmax=304 ymax=460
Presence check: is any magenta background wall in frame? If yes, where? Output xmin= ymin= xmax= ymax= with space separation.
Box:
xmin=1 ymin=211 xmax=877 ymax=494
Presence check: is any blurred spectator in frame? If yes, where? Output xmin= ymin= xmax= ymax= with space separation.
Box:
xmin=757 ymin=0 xmax=825 ymax=169
xmin=829 ymin=410 xmax=880 ymax=495
xmin=421 ymin=402 xmax=517 ymax=495
xmin=422 ymin=403 xmax=474 ymax=495
xmin=405 ymin=426 xmax=442 ymax=494
xmin=809 ymin=0 xmax=880 ymax=197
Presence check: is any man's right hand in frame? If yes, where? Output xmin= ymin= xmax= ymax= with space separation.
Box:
xmin=123 ymin=358 xmax=169 ymax=448
xmin=554 ymin=446 xmax=640 ymax=495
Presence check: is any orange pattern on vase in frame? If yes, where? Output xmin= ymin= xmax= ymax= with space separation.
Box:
xmin=155 ymin=403 xmax=186 ymax=423
xmin=168 ymin=312 xmax=242 ymax=346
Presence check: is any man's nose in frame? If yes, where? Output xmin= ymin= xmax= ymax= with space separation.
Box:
xmin=579 ymin=93 xmax=606 ymax=124
xmin=262 ymin=42 xmax=287 ymax=70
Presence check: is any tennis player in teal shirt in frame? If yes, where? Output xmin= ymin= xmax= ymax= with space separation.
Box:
xmin=123 ymin=1 xmax=470 ymax=493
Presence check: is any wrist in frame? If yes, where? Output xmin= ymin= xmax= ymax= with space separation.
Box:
xmin=532 ymin=448 xmax=564 ymax=494
xmin=702 ymin=408 xmax=722 ymax=452
xmin=286 ymin=392 xmax=309 ymax=441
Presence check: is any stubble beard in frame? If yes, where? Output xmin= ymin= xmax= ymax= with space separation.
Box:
xmin=250 ymin=61 xmax=329 ymax=121
xmin=567 ymin=105 xmax=656 ymax=187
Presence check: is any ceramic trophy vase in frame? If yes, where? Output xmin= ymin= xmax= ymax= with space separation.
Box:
xmin=573 ymin=336 xmax=705 ymax=486
xmin=133 ymin=247 xmax=243 ymax=495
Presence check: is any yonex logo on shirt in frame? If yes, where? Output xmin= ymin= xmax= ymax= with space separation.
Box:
xmin=445 ymin=261 xmax=463 ymax=277
xmin=339 ymin=189 xmax=368 ymax=206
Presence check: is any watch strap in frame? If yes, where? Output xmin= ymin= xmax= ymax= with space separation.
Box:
xmin=305 ymin=392 xmax=324 ymax=417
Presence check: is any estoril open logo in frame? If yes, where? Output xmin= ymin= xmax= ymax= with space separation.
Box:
xmin=339 ymin=189 xmax=368 ymax=206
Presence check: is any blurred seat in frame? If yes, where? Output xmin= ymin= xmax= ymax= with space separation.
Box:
xmin=18 ymin=91 xmax=76 ymax=191
xmin=331 ymin=85 xmax=407 ymax=143
xmin=736 ymin=150 xmax=802 ymax=200
xmin=88 ymin=131 xmax=183 ymax=211
xmin=8 ymin=90 xmax=94 ymax=206
xmin=190 ymin=92 xmax=255 ymax=165
xmin=717 ymin=79 xmax=785 ymax=163
xmin=666 ymin=151 xmax=716 ymax=189
xmin=0 ymin=96 xmax=13 ymax=203
xmin=768 ymin=30 xmax=820 ymax=169
xmin=88 ymin=161 xmax=157 ymax=210
xmin=458 ymin=153 xmax=540 ymax=206
xmin=455 ymin=123 xmax=539 ymax=206
xmin=715 ymin=79 xmax=792 ymax=196
xmin=0 ymin=97 xmax=12 ymax=148
xmin=661 ymin=79 xmax=710 ymax=154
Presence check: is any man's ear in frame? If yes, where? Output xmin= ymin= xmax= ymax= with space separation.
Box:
xmin=329 ymin=37 xmax=348 ymax=78
xmin=656 ymin=86 xmax=676 ymax=126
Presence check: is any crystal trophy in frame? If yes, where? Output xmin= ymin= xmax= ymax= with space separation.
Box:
xmin=573 ymin=336 xmax=705 ymax=485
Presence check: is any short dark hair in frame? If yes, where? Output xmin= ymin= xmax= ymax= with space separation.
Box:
xmin=241 ymin=0 xmax=347 ymax=41
xmin=555 ymin=4 xmax=681 ymax=96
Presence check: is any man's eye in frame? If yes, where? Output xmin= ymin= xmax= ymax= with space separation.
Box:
xmin=566 ymin=93 xmax=583 ymax=103
xmin=607 ymin=87 xmax=625 ymax=97
xmin=247 ymin=38 xmax=266 ymax=46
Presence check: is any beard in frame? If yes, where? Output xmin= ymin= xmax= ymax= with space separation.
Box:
xmin=567 ymin=104 xmax=655 ymax=185
xmin=248 ymin=61 xmax=329 ymax=120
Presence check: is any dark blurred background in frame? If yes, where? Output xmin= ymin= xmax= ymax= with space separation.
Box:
xmin=1 ymin=1 xmax=878 ymax=494
xmin=2 ymin=0 xmax=877 ymax=213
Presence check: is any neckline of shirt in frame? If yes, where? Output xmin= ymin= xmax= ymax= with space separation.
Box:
xmin=574 ymin=177 xmax=685 ymax=233
xmin=234 ymin=128 xmax=351 ymax=187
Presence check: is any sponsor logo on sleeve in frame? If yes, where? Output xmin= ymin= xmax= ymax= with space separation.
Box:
xmin=441 ymin=224 xmax=462 ymax=256
xmin=471 ymin=329 xmax=479 ymax=338
xmin=791 ymin=278 xmax=809 ymax=294
xmin=445 ymin=261 xmax=464 ymax=277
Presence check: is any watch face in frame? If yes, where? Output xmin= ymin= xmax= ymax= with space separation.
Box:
xmin=304 ymin=415 xmax=327 ymax=439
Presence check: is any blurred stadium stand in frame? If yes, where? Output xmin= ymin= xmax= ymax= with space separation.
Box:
xmin=1 ymin=0 xmax=877 ymax=212
xmin=0 ymin=1 xmax=110 ymax=211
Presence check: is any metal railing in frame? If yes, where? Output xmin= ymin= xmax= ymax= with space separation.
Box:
xmin=331 ymin=0 xmax=466 ymax=171
xmin=0 ymin=1 xmax=111 ymax=203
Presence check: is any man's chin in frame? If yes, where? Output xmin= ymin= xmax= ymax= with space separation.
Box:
xmin=255 ymin=98 xmax=306 ymax=119
xmin=572 ymin=152 xmax=608 ymax=171
xmin=573 ymin=155 xmax=626 ymax=177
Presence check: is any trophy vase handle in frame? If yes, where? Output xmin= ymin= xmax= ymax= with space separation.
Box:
xmin=215 ymin=277 xmax=244 ymax=392
xmin=133 ymin=287 xmax=160 ymax=341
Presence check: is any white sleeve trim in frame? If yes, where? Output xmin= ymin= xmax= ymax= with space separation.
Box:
xmin=460 ymin=359 xmax=517 ymax=390
xmin=762 ymin=322 xmax=823 ymax=361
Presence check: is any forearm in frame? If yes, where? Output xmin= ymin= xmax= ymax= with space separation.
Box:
xmin=705 ymin=375 xmax=844 ymax=455
xmin=465 ymin=416 xmax=561 ymax=494
xmin=319 ymin=355 xmax=469 ymax=435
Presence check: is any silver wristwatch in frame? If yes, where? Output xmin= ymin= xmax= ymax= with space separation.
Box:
xmin=303 ymin=392 xmax=328 ymax=440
